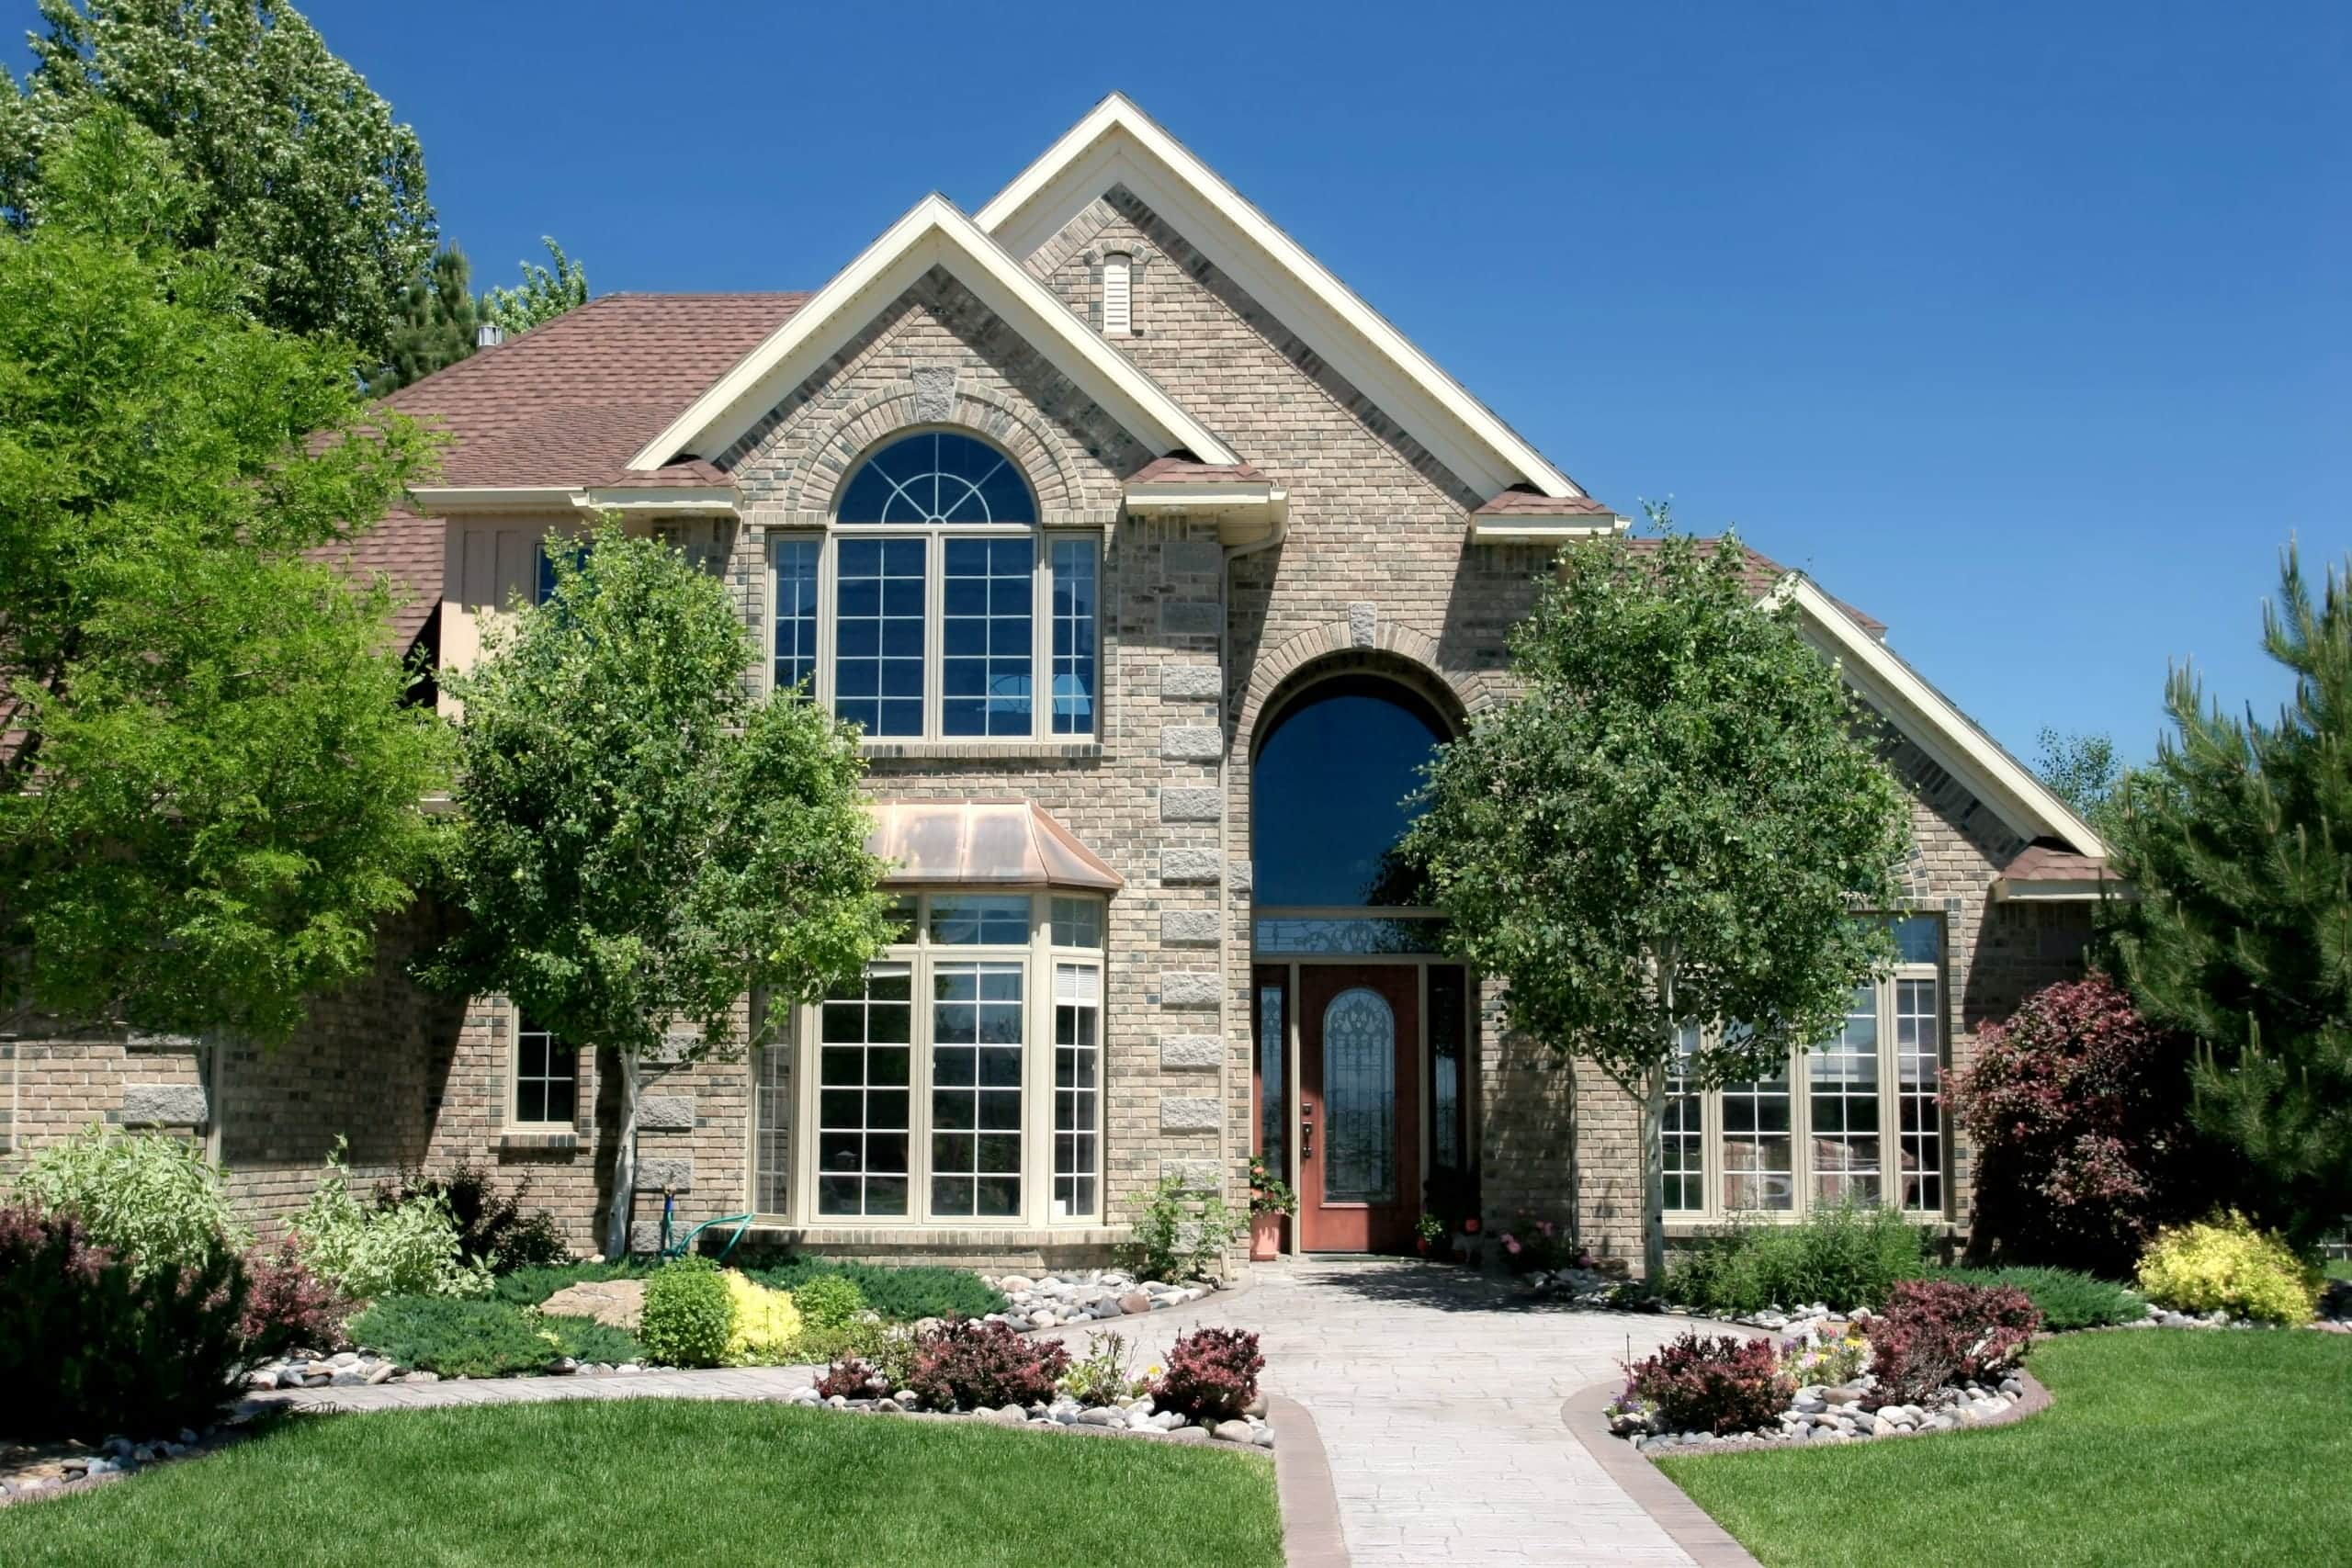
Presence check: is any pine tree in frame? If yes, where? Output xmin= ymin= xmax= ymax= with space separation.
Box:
xmin=369 ymin=245 xmax=479 ymax=394
xmin=2109 ymin=542 xmax=2352 ymax=1247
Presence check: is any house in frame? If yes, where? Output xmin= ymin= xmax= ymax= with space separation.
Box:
xmin=2 ymin=96 xmax=2109 ymax=1270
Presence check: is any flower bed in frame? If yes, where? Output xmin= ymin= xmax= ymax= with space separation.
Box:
xmin=1608 ymin=1281 xmax=2043 ymax=1455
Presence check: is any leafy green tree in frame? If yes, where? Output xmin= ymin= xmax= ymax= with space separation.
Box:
xmin=481 ymin=236 xmax=588 ymax=338
xmin=1403 ymin=517 xmax=1911 ymax=1283
xmin=0 ymin=0 xmax=435 ymax=357
xmin=0 ymin=109 xmax=448 ymax=1044
xmin=2034 ymin=728 xmax=2126 ymax=838
xmin=431 ymin=523 xmax=891 ymax=1258
xmin=369 ymin=244 xmax=479 ymax=395
xmin=2108 ymin=543 xmax=2352 ymax=1247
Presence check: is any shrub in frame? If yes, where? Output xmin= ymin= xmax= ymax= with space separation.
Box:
xmin=375 ymin=1161 xmax=568 ymax=1273
xmin=721 ymin=1270 xmax=804 ymax=1366
xmin=1625 ymin=1332 xmax=1792 ymax=1437
xmin=239 ymin=1239 xmax=350 ymax=1358
xmin=790 ymin=1272 xmax=867 ymax=1335
xmin=1948 ymin=975 xmax=2208 ymax=1274
xmin=1150 ymin=1326 xmax=1264 ymax=1423
xmin=13 ymin=1124 xmax=249 ymax=1278
xmin=293 ymin=1141 xmax=490 ymax=1300
xmin=1116 ymin=1176 xmax=1246 ymax=1283
xmin=1936 ymin=1266 xmax=2148 ymax=1331
xmin=904 ymin=1316 xmax=1069 ymax=1411
xmin=744 ymin=1258 xmax=1004 ymax=1322
xmin=348 ymin=1295 xmax=643 ymax=1377
xmin=1663 ymin=1204 xmax=1928 ymax=1316
xmin=1059 ymin=1330 xmax=1147 ymax=1406
xmin=1864 ymin=1279 xmax=2040 ymax=1404
xmin=1496 ymin=1214 xmax=1588 ymax=1275
xmin=0 ymin=1201 xmax=247 ymax=1439
xmin=2136 ymin=1211 xmax=2323 ymax=1325
xmin=816 ymin=1356 xmax=885 ymax=1399
xmin=639 ymin=1256 xmax=735 ymax=1368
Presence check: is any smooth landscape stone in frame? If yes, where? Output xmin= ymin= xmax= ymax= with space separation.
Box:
xmin=1213 ymin=1419 xmax=1254 ymax=1444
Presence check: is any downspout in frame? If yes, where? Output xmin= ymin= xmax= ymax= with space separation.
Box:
xmin=1218 ymin=502 xmax=1289 ymax=1244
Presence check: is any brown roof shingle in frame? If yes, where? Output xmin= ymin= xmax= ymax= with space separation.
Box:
xmin=1474 ymin=488 xmax=1619 ymax=517
xmin=329 ymin=293 xmax=808 ymax=649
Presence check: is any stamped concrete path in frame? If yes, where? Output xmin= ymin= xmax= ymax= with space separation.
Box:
xmin=254 ymin=1259 xmax=1702 ymax=1566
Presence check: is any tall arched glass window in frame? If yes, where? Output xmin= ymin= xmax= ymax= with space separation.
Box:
xmin=770 ymin=430 xmax=1098 ymax=740
xmin=1252 ymin=678 xmax=1449 ymax=909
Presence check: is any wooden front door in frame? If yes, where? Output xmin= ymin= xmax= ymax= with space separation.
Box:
xmin=1297 ymin=964 xmax=1420 ymax=1253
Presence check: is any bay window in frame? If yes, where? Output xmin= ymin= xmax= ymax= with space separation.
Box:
xmin=765 ymin=889 xmax=1106 ymax=1226
xmin=766 ymin=430 xmax=1099 ymax=741
xmin=1660 ymin=916 xmax=1947 ymax=1220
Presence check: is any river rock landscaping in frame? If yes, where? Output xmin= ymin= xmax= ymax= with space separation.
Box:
xmin=979 ymin=1268 xmax=1218 ymax=1328
xmin=783 ymin=1383 xmax=1274 ymax=1448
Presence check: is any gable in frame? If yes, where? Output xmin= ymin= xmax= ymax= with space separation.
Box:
xmin=978 ymin=95 xmax=1588 ymax=504
xmin=628 ymin=195 xmax=1238 ymax=475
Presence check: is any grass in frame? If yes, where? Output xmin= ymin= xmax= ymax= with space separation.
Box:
xmin=1657 ymin=1328 xmax=2352 ymax=1567
xmin=0 ymin=1400 xmax=1283 ymax=1568
xmin=2326 ymin=1257 xmax=2351 ymax=1283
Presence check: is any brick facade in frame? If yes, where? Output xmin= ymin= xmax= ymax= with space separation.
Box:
xmin=1 ymin=168 xmax=2096 ymax=1278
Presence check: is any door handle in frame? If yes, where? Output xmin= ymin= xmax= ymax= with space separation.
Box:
xmin=1300 ymin=1104 xmax=1314 ymax=1161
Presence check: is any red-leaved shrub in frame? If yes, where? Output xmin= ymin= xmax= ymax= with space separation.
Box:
xmin=1947 ymin=975 xmax=2205 ymax=1274
xmin=239 ymin=1240 xmax=349 ymax=1359
xmin=1864 ymin=1279 xmax=2041 ymax=1404
xmin=1624 ymin=1331 xmax=1791 ymax=1436
xmin=1150 ymin=1326 xmax=1264 ymax=1422
xmin=905 ymin=1317 xmax=1069 ymax=1411
xmin=815 ymin=1356 xmax=885 ymax=1400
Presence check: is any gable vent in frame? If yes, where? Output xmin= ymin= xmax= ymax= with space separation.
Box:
xmin=1102 ymin=252 xmax=1133 ymax=337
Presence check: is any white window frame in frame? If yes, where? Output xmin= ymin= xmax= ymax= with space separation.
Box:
xmin=763 ymin=434 xmax=1101 ymax=745
xmin=771 ymin=891 xmax=1106 ymax=1228
xmin=508 ymin=1007 xmax=581 ymax=1131
xmin=1661 ymin=919 xmax=1948 ymax=1224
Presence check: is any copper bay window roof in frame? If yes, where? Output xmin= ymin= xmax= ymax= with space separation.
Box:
xmin=865 ymin=800 xmax=1123 ymax=892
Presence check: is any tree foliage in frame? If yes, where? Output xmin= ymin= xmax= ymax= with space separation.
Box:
xmin=368 ymin=243 xmax=479 ymax=395
xmin=1404 ymin=517 xmax=1910 ymax=1280
xmin=0 ymin=0 xmax=436 ymax=357
xmin=0 ymin=110 xmax=448 ymax=1043
xmin=431 ymin=522 xmax=890 ymax=1257
xmin=2033 ymin=728 xmax=2126 ymax=839
xmin=2107 ymin=543 xmax=2352 ymax=1247
xmin=481 ymin=235 xmax=588 ymax=338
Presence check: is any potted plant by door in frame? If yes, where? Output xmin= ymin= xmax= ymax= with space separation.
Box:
xmin=1249 ymin=1154 xmax=1296 ymax=1261
xmin=1414 ymin=1213 xmax=1446 ymax=1258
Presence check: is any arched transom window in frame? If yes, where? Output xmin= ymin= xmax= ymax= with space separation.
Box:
xmin=765 ymin=430 xmax=1098 ymax=742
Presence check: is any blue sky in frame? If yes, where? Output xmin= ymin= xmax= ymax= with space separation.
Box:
xmin=17 ymin=1 xmax=2344 ymax=764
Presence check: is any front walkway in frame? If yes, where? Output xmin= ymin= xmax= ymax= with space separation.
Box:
xmin=253 ymin=1260 xmax=1703 ymax=1565
xmin=1046 ymin=1260 xmax=1703 ymax=1566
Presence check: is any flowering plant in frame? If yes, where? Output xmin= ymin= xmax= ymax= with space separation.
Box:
xmin=1496 ymin=1215 xmax=1589 ymax=1275
xmin=1248 ymin=1153 xmax=1297 ymax=1217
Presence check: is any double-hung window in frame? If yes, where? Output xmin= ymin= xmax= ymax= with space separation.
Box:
xmin=512 ymin=1010 xmax=578 ymax=1128
xmin=766 ymin=431 xmax=1099 ymax=740
xmin=1659 ymin=916 xmax=1947 ymax=1220
xmin=770 ymin=890 xmax=1106 ymax=1226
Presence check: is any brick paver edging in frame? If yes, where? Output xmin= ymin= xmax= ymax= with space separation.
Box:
xmin=1265 ymin=1394 xmax=1348 ymax=1567
xmin=1560 ymin=1381 xmax=1762 ymax=1568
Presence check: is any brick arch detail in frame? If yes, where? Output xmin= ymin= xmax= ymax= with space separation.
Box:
xmin=1238 ymin=622 xmax=1498 ymax=750
xmin=786 ymin=382 xmax=1096 ymax=519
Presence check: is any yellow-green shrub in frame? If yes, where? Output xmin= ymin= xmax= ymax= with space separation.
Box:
xmin=722 ymin=1269 xmax=803 ymax=1365
xmin=2136 ymin=1211 xmax=2322 ymax=1325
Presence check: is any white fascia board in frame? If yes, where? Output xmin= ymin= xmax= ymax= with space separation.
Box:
xmin=1124 ymin=480 xmax=1281 ymax=509
xmin=1469 ymin=514 xmax=1630 ymax=546
xmin=407 ymin=485 xmax=584 ymax=513
xmin=1991 ymin=876 xmax=2131 ymax=903
xmin=628 ymin=194 xmax=1238 ymax=472
xmin=579 ymin=488 xmax=740 ymax=514
xmin=978 ymin=95 xmax=1578 ymax=502
xmin=1786 ymin=575 xmax=2110 ymax=859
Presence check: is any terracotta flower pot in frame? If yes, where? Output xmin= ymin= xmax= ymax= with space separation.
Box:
xmin=1250 ymin=1212 xmax=1283 ymax=1261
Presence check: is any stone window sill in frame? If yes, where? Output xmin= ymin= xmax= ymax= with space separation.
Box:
xmin=859 ymin=740 xmax=1103 ymax=762
xmin=499 ymin=1128 xmax=581 ymax=1155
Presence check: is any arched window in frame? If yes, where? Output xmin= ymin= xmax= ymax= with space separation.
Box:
xmin=836 ymin=431 xmax=1037 ymax=525
xmin=768 ymin=430 xmax=1097 ymax=741
xmin=1252 ymin=677 xmax=1449 ymax=908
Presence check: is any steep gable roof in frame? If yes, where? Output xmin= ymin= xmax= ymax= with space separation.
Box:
xmin=978 ymin=94 xmax=1586 ymax=503
xmin=627 ymin=195 xmax=1240 ymax=473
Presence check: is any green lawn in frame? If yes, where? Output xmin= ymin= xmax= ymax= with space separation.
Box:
xmin=1657 ymin=1329 xmax=2352 ymax=1568
xmin=0 ymin=1401 xmax=1284 ymax=1568
xmin=2326 ymin=1256 xmax=2351 ymax=1283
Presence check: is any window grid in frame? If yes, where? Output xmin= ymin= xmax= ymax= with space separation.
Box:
xmin=1810 ymin=987 xmax=1883 ymax=1206
xmin=1720 ymin=1059 xmax=1794 ymax=1213
xmin=1896 ymin=976 xmax=1942 ymax=1212
xmin=930 ymin=961 xmax=1024 ymax=1218
xmin=814 ymin=964 xmax=913 ymax=1218
xmin=514 ymin=1011 xmax=577 ymax=1126
xmin=832 ymin=536 xmax=926 ymax=737
xmin=1050 ymin=537 xmax=1098 ymax=736
xmin=1053 ymin=963 xmax=1101 ymax=1219
xmin=1050 ymin=896 xmax=1102 ymax=949
xmin=942 ymin=537 xmax=1035 ymax=737
xmin=1663 ymin=1024 xmax=1704 ymax=1213
xmin=769 ymin=536 xmax=820 ymax=694
xmin=756 ymin=1038 xmax=792 ymax=1214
